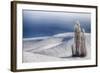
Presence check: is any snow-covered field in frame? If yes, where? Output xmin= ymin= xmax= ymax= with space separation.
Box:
xmin=22 ymin=32 xmax=91 ymax=63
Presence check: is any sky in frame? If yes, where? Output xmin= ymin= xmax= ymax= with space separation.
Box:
xmin=23 ymin=10 xmax=91 ymax=38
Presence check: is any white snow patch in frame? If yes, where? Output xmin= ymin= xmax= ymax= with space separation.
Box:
xmin=23 ymin=32 xmax=91 ymax=63
xmin=23 ymin=51 xmax=65 ymax=63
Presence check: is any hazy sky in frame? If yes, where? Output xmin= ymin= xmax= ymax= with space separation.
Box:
xmin=23 ymin=10 xmax=91 ymax=38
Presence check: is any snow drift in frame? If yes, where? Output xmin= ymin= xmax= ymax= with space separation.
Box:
xmin=23 ymin=32 xmax=91 ymax=62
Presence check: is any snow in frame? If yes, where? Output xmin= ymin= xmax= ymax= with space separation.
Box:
xmin=23 ymin=51 xmax=66 ymax=63
xmin=53 ymin=32 xmax=74 ymax=38
xmin=22 ymin=32 xmax=91 ymax=63
xmin=23 ymin=37 xmax=63 ymax=51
